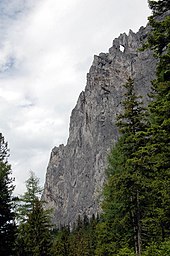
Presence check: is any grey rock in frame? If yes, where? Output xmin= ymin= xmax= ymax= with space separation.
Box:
xmin=42 ymin=24 xmax=157 ymax=227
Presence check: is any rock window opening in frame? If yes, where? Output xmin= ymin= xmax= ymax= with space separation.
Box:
xmin=120 ymin=45 xmax=125 ymax=52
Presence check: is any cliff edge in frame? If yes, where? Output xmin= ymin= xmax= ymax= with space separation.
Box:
xmin=42 ymin=24 xmax=157 ymax=227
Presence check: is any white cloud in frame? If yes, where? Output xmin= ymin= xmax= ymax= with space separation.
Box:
xmin=0 ymin=0 xmax=151 ymax=195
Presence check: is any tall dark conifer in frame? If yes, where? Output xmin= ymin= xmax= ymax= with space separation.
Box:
xmin=96 ymin=78 xmax=147 ymax=256
xmin=25 ymin=198 xmax=52 ymax=256
xmin=0 ymin=133 xmax=16 ymax=256
xmin=15 ymin=172 xmax=52 ymax=256
xmin=148 ymin=0 xmax=170 ymax=15
xmin=96 ymin=2 xmax=170 ymax=255
xmin=136 ymin=0 xmax=170 ymax=242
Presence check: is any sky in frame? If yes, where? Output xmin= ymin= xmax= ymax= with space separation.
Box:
xmin=0 ymin=0 xmax=151 ymax=195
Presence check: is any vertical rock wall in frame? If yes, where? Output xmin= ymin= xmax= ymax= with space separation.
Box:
xmin=42 ymin=25 xmax=157 ymax=227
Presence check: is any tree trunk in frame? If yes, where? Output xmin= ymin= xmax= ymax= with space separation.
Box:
xmin=136 ymin=189 xmax=142 ymax=256
xmin=131 ymin=190 xmax=142 ymax=256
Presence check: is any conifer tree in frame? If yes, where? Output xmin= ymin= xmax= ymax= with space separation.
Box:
xmin=51 ymin=214 xmax=98 ymax=256
xmin=133 ymin=0 xmax=170 ymax=243
xmin=25 ymin=198 xmax=52 ymax=256
xmin=51 ymin=226 xmax=70 ymax=256
xmin=0 ymin=133 xmax=16 ymax=256
xmin=148 ymin=0 xmax=170 ymax=15
xmin=15 ymin=172 xmax=52 ymax=256
xmin=69 ymin=215 xmax=88 ymax=256
xmin=96 ymin=78 xmax=147 ymax=256
xmin=96 ymin=4 xmax=170 ymax=255
xmin=16 ymin=171 xmax=42 ymax=223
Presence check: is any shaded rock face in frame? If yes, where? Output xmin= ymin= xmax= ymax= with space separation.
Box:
xmin=42 ymin=25 xmax=157 ymax=227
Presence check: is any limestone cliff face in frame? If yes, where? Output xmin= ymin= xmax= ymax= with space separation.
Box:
xmin=42 ymin=25 xmax=157 ymax=227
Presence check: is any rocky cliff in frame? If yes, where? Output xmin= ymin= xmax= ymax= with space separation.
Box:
xmin=42 ymin=24 xmax=157 ymax=227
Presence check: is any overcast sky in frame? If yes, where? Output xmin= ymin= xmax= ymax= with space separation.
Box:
xmin=0 ymin=0 xmax=151 ymax=195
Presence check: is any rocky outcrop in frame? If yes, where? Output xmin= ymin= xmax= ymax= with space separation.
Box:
xmin=42 ymin=24 xmax=157 ymax=227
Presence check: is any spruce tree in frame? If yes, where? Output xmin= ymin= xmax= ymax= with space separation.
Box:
xmin=15 ymin=172 xmax=52 ymax=256
xmin=148 ymin=0 xmax=170 ymax=16
xmin=0 ymin=133 xmax=16 ymax=256
xmin=96 ymin=78 xmax=147 ymax=256
xmin=137 ymin=0 xmax=170 ymax=242
xmin=96 ymin=2 xmax=170 ymax=255
xmin=25 ymin=198 xmax=52 ymax=256
xmin=16 ymin=171 xmax=42 ymax=223
xmin=51 ymin=214 xmax=98 ymax=256
xmin=51 ymin=226 xmax=70 ymax=256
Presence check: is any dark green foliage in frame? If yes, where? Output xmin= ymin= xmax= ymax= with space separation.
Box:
xmin=51 ymin=226 xmax=70 ymax=256
xmin=147 ymin=15 xmax=170 ymax=57
xmin=137 ymin=1 xmax=170 ymax=243
xmin=116 ymin=77 xmax=147 ymax=135
xmin=96 ymin=3 xmax=170 ymax=255
xmin=96 ymin=79 xmax=147 ymax=256
xmin=148 ymin=0 xmax=170 ymax=16
xmin=69 ymin=216 xmax=88 ymax=256
xmin=66 ymin=215 xmax=97 ymax=256
xmin=15 ymin=172 xmax=52 ymax=256
xmin=51 ymin=214 xmax=98 ymax=256
xmin=26 ymin=199 xmax=52 ymax=255
xmin=143 ymin=240 xmax=170 ymax=256
xmin=0 ymin=133 xmax=16 ymax=256
xmin=16 ymin=171 xmax=42 ymax=223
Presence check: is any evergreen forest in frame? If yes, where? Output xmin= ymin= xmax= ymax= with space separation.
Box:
xmin=0 ymin=1 xmax=170 ymax=255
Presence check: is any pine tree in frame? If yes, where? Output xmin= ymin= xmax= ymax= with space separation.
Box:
xmin=96 ymin=3 xmax=170 ymax=255
xmin=15 ymin=172 xmax=52 ymax=256
xmin=136 ymin=0 xmax=170 ymax=242
xmin=51 ymin=226 xmax=70 ymax=256
xmin=25 ymin=198 xmax=52 ymax=256
xmin=148 ymin=0 xmax=170 ymax=16
xmin=16 ymin=171 xmax=42 ymax=223
xmin=0 ymin=133 xmax=16 ymax=256
xmin=69 ymin=215 xmax=87 ymax=256
xmin=96 ymin=78 xmax=148 ymax=256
